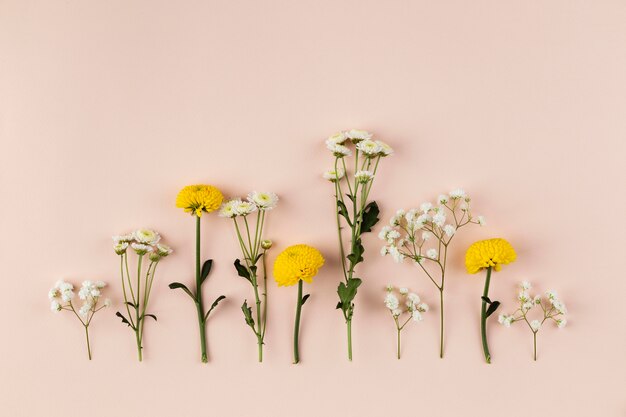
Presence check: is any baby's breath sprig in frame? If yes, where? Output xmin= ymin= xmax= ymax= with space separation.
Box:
xmin=113 ymin=229 xmax=172 ymax=361
xmin=323 ymin=129 xmax=392 ymax=361
xmin=499 ymin=281 xmax=568 ymax=361
xmin=220 ymin=191 xmax=278 ymax=362
xmin=49 ymin=280 xmax=111 ymax=360
xmin=380 ymin=189 xmax=484 ymax=358
xmin=384 ymin=285 xmax=429 ymax=359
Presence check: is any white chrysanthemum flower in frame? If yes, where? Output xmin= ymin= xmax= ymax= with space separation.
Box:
xmin=426 ymin=249 xmax=438 ymax=260
xmin=443 ymin=224 xmax=456 ymax=237
xmin=50 ymin=300 xmax=62 ymax=312
xmin=384 ymin=293 xmax=400 ymax=310
xmin=416 ymin=302 xmax=429 ymax=312
xmin=326 ymin=132 xmax=347 ymax=146
xmin=411 ymin=311 xmax=423 ymax=322
xmin=355 ymin=139 xmax=382 ymax=157
xmin=530 ymin=320 xmax=542 ymax=331
xmin=449 ymin=188 xmax=466 ymax=199
xmin=521 ymin=281 xmax=531 ymax=290
xmin=219 ymin=199 xmax=239 ymax=218
xmin=322 ymin=168 xmax=345 ymax=182
xmin=399 ymin=287 xmax=409 ymax=295
xmin=248 ymin=191 xmax=279 ymax=210
xmin=131 ymin=243 xmax=154 ymax=255
xmin=389 ymin=246 xmax=405 ymax=263
xmin=380 ymin=246 xmax=390 ymax=256
xmin=133 ymin=229 xmax=161 ymax=245
xmin=344 ymin=129 xmax=373 ymax=143
xmin=112 ymin=234 xmax=134 ymax=243
xmin=354 ymin=170 xmax=374 ymax=183
xmin=420 ymin=202 xmax=432 ymax=213
xmin=235 ymin=200 xmax=257 ymax=216
xmin=375 ymin=140 xmax=394 ymax=156
xmin=328 ymin=143 xmax=352 ymax=157
xmin=154 ymin=243 xmax=172 ymax=257
xmin=48 ymin=288 xmax=60 ymax=300
xmin=407 ymin=293 xmax=420 ymax=304
xmin=437 ymin=194 xmax=449 ymax=204
xmin=114 ymin=241 xmax=129 ymax=255
xmin=556 ymin=318 xmax=567 ymax=328
xmin=432 ymin=211 xmax=446 ymax=227
xmin=104 ymin=298 xmax=112 ymax=307
xmin=477 ymin=216 xmax=486 ymax=226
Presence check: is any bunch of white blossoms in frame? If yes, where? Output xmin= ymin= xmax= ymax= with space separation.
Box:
xmin=112 ymin=228 xmax=173 ymax=260
xmin=498 ymin=281 xmax=568 ymax=360
xmin=219 ymin=191 xmax=279 ymax=218
xmin=384 ymin=285 xmax=429 ymax=359
xmin=322 ymin=129 xmax=393 ymax=182
xmin=380 ymin=189 xmax=485 ymax=264
xmin=49 ymin=280 xmax=111 ymax=359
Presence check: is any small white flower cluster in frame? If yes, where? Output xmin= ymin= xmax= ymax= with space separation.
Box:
xmin=322 ymin=130 xmax=393 ymax=181
xmin=112 ymin=229 xmax=173 ymax=259
xmin=379 ymin=189 xmax=484 ymax=264
xmin=49 ymin=280 xmax=111 ymax=317
xmin=219 ymin=191 xmax=279 ymax=218
xmin=385 ymin=285 xmax=429 ymax=322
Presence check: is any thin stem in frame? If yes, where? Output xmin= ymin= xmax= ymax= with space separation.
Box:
xmin=195 ymin=215 xmax=208 ymax=363
xmin=84 ymin=325 xmax=92 ymax=360
xmin=136 ymin=254 xmax=144 ymax=361
xmin=261 ymin=249 xmax=268 ymax=340
xmin=397 ymin=327 xmax=401 ymax=360
xmin=533 ymin=332 xmax=537 ymax=361
xmin=481 ymin=266 xmax=493 ymax=364
xmin=439 ymin=288 xmax=444 ymax=358
xmin=293 ymin=280 xmax=303 ymax=364
xmin=347 ymin=319 xmax=353 ymax=361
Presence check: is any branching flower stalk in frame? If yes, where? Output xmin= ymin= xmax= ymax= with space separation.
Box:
xmin=380 ymin=189 xmax=484 ymax=358
xmin=384 ymin=285 xmax=429 ymax=359
xmin=49 ymin=280 xmax=111 ymax=360
xmin=113 ymin=229 xmax=172 ymax=361
xmin=323 ymin=129 xmax=393 ymax=360
xmin=170 ymin=185 xmax=226 ymax=363
xmin=221 ymin=191 xmax=278 ymax=362
xmin=499 ymin=281 xmax=567 ymax=361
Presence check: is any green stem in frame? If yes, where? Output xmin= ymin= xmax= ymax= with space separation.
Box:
xmin=397 ymin=327 xmax=401 ymax=360
xmin=195 ymin=215 xmax=208 ymax=363
xmin=533 ymin=332 xmax=537 ymax=361
xmin=84 ymin=325 xmax=92 ymax=360
xmin=347 ymin=318 xmax=353 ymax=361
xmin=136 ymin=254 xmax=144 ymax=361
xmin=481 ymin=266 xmax=492 ymax=364
xmin=439 ymin=288 xmax=444 ymax=358
xmin=293 ymin=280 xmax=304 ymax=364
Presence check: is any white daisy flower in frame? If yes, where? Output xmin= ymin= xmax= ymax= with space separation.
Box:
xmin=375 ymin=140 xmax=393 ymax=156
xmin=344 ymin=129 xmax=373 ymax=143
xmin=156 ymin=243 xmax=173 ymax=257
xmin=112 ymin=234 xmax=135 ymax=243
xmin=325 ymin=132 xmax=347 ymax=147
xmin=328 ymin=143 xmax=352 ymax=157
xmin=354 ymin=170 xmax=375 ymax=183
xmin=219 ymin=199 xmax=240 ymax=218
xmin=405 ymin=208 xmax=418 ymax=223
xmin=355 ymin=139 xmax=382 ymax=157
xmin=131 ymin=243 xmax=154 ymax=255
xmin=235 ymin=200 xmax=257 ymax=216
xmin=114 ymin=241 xmax=129 ymax=255
xmin=392 ymin=308 xmax=403 ymax=317
xmin=248 ymin=191 xmax=279 ymax=210
xmin=378 ymin=226 xmax=392 ymax=241
xmin=322 ymin=168 xmax=345 ymax=182
xmin=133 ymin=229 xmax=160 ymax=245
xmin=407 ymin=293 xmax=420 ymax=304
xmin=449 ymin=188 xmax=466 ymax=199
xmin=386 ymin=230 xmax=401 ymax=243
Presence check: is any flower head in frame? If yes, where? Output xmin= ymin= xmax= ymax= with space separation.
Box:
xmin=465 ymin=238 xmax=517 ymax=274
xmin=273 ymin=244 xmax=325 ymax=287
xmin=328 ymin=143 xmax=351 ymax=157
xmin=248 ymin=191 xmax=279 ymax=210
xmin=326 ymin=132 xmax=347 ymax=147
xmin=156 ymin=243 xmax=173 ymax=257
xmin=235 ymin=200 xmax=257 ymax=216
xmin=261 ymin=239 xmax=273 ymax=250
xmin=218 ymin=199 xmax=239 ymax=218
xmin=131 ymin=243 xmax=153 ymax=255
xmin=322 ymin=168 xmax=345 ymax=182
xmin=344 ymin=129 xmax=373 ymax=143
xmin=114 ymin=241 xmax=129 ymax=255
xmin=356 ymin=139 xmax=382 ymax=157
xmin=176 ymin=184 xmax=224 ymax=217
xmin=375 ymin=140 xmax=394 ymax=156
xmin=133 ymin=229 xmax=160 ymax=245
xmin=354 ymin=170 xmax=374 ymax=183
xmin=449 ymin=188 xmax=467 ymax=199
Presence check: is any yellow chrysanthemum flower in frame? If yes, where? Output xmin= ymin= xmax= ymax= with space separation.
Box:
xmin=274 ymin=244 xmax=325 ymax=287
xmin=465 ymin=238 xmax=517 ymax=274
xmin=176 ymin=185 xmax=224 ymax=217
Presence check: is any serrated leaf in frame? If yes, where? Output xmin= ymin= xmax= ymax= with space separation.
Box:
xmin=169 ymin=282 xmax=195 ymax=300
xmin=486 ymin=301 xmax=501 ymax=318
xmin=337 ymin=200 xmax=352 ymax=226
xmin=481 ymin=296 xmax=492 ymax=304
xmin=241 ymin=300 xmax=255 ymax=327
xmin=205 ymin=295 xmax=226 ymax=321
xmin=115 ymin=311 xmax=134 ymax=329
xmin=301 ymin=294 xmax=310 ymax=306
xmin=337 ymin=278 xmax=362 ymax=308
xmin=200 ymin=259 xmax=213 ymax=283
xmin=360 ymin=201 xmax=380 ymax=233
xmin=234 ymin=259 xmax=251 ymax=282
xmin=347 ymin=239 xmax=364 ymax=266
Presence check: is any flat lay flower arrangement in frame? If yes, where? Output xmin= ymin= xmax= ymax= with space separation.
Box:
xmin=48 ymin=129 xmax=569 ymax=364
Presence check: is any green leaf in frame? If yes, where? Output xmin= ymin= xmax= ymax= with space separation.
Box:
xmin=360 ymin=201 xmax=380 ymax=233
xmin=115 ymin=311 xmax=134 ymax=329
xmin=345 ymin=193 xmax=355 ymax=203
xmin=486 ymin=301 xmax=501 ymax=318
xmin=347 ymin=239 xmax=364 ymax=266
xmin=481 ymin=296 xmax=492 ymax=304
xmin=335 ymin=301 xmax=343 ymax=310
xmin=200 ymin=259 xmax=213 ymax=284
xmin=169 ymin=282 xmax=195 ymax=300
xmin=205 ymin=295 xmax=226 ymax=321
xmin=124 ymin=301 xmax=137 ymax=309
xmin=254 ymin=253 xmax=263 ymax=264
xmin=301 ymin=294 xmax=311 ymax=306
xmin=337 ymin=200 xmax=352 ymax=226
xmin=142 ymin=314 xmax=157 ymax=321
xmin=234 ymin=259 xmax=251 ymax=282
xmin=241 ymin=300 xmax=255 ymax=327
xmin=337 ymin=278 xmax=362 ymax=310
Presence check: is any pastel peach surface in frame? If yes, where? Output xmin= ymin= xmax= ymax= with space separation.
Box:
xmin=1 ymin=2 xmax=625 ymax=417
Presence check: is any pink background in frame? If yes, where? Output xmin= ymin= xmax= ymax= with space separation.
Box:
xmin=1 ymin=1 xmax=625 ymax=416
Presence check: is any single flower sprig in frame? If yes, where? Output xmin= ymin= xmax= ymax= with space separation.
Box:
xmin=498 ymin=281 xmax=567 ymax=361
xmin=220 ymin=191 xmax=278 ymax=362
xmin=113 ymin=229 xmax=172 ymax=361
xmin=380 ymin=189 xmax=484 ymax=358
xmin=465 ymin=238 xmax=517 ymax=364
xmin=273 ymin=244 xmax=325 ymax=364
xmin=49 ymin=280 xmax=111 ymax=360
xmin=384 ymin=285 xmax=429 ymax=359
xmin=323 ymin=129 xmax=392 ymax=361
xmin=169 ymin=184 xmax=226 ymax=363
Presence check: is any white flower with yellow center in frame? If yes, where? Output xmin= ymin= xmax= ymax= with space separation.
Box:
xmin=156 ymin=243 xmax=173 ymax=257
xmin=112 ymin=234 xmax=134 ymax=243
xmin=375 ymin=140 xmax=393 ymax=156
xmin=325 ymin=132 xmax=347 ymax=147
xmin=235 ymin=200 xmax=257 ymax=216
xmin=248 ymin=191 xmax=278 ymax=210
xmin=131 ymin=243 xmax=154 ymax=255
xmin=219 ymin=199 xmax=240 ymax=218
xmin=133 ymin=229 xmax=161 ymax=245
xmin=322 ymin=167 xmax=345 ymax=182
xmin=354 ymin=170 xmax=374 ymax=183
xmin=355 ymin=139 xmax=382 ymax=157
xmin=344 ymin=129 xmax=373 ymax=143
xmin=114 ymin=241 xmax=129 ymax=255
xmin=328 ymin=143 xmax=352 ymax=157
